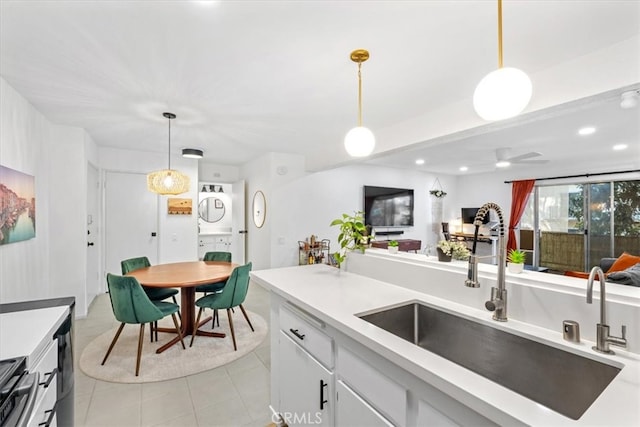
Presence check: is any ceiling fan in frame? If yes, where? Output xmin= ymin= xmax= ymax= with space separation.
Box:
xmin=494 ymin=147 xmax=549 ymax=168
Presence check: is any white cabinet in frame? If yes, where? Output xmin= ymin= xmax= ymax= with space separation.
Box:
xmin=278 ymin=331 xmax=334 ymax=426
xmin=417 ymin=399 xmax=459 ymax=427
xmin=198 ymin=234 xmax=231 ymax=259
xmin=28 ymin=339 xmax=58 ymax=427
xmin=336 ymin=380 xmax=393 ymax=427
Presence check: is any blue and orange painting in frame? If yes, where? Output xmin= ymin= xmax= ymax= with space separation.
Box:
xmin=0 ymin=165 xmax=36 ymax=245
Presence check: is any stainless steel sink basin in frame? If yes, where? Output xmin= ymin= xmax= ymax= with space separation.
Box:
xmin=358 ymin=302 xmax=621 ymax=420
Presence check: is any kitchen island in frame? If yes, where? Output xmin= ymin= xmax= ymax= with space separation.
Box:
xmin=251 ymin=255 xmax=640 ymax=426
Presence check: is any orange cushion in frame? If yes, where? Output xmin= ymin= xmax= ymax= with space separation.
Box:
xmin=609 ymin=252 xmax=640 ymax=273
xmin=564 ymin=270 xmax=590 ymax=279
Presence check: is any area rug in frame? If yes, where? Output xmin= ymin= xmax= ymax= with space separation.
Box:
xmin=79 ymin=310 xmax=268 ymax=383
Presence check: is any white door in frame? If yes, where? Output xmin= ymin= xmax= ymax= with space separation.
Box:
xmin=104 ymin=171 xmax=158 ymax=276
xmin=86 ymin=162 xmax=101 ymax=304
xmin=231 ymin=179 xmax=246 ymax=264
xmin=278 ymin=331 xmax=333 ymax=426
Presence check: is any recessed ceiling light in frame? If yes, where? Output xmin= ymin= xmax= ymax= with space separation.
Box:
xmin=459 ymin=166 xmax=468 ymax=172
xmin=578 ymin=127 xmax=596 ymax=136
xmin=620 ymin=90 xmax=639 ymax=109
xmin=613 ymin=144 xmax=628 ymax=151
xmin=415 ymin=159 xmax=425 ymax=165
xmin=496 ymin=161 xmax=511 ymax=168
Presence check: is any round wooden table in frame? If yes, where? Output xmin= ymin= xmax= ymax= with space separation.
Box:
xmin=125 ymin=261 xmax=237 ymax=353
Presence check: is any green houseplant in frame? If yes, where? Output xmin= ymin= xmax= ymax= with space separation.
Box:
xmin=330 ymin=211 xmax=368 ymax=267
xmin=388 ymin=240 xmax=399 ymax=254
xmin=507 ymin=249 xmax=526 ymax=273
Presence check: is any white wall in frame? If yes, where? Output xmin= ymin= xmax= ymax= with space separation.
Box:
xmin=269 ymin=164 xmax=458 ymax=269
xmin=1 ymin=77 xmax=52 ymax=303
xmin=99 ymin=146 xmax=199 ymax=265
xmin=0 ymin=77 xmax=96 ymax=316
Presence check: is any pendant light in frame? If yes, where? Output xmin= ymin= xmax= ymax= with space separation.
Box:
xmin=344 ymin=49 xmax=375 ymax=157
xmin=147 ymin=112 xmax=190 ymax=195
xmin=473 ymin=0 xmax=532 ymax=121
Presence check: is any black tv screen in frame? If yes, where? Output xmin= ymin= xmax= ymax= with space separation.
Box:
xmin=462 ymin=207 xmax=490 ymax=224
xmin=364 ymin=186 xmax=414 ymax=227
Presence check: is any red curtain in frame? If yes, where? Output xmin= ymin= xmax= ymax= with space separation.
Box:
xmin=507 ymin=179 xmax=536 ymax=253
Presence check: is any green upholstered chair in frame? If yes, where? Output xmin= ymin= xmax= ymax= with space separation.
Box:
xmin=190 ymin=262 xmax=254 ymax=350
xmin=195 ymin=251 xmax=232 ymax=294
xmin=121 ymin=256 xmax=180 ymax=315
xmin=102 ymin=273 xmax=185 ymax=376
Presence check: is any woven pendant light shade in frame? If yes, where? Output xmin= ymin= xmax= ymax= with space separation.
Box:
xmin=147 ymin=112 xmax=190 ymax=195
xmin=147 ymin=169 xmax=190 ymax=195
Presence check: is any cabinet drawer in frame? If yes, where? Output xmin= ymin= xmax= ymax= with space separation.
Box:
xmin=280 ymin=304 xmax=333 ymax=369
xmin=337 ymin=346 xmax=406 ymax=426
xmin=28 ymin=377 xmax=57 ymax=427
xmin=336 ymin=380 xmax=393 ymax=427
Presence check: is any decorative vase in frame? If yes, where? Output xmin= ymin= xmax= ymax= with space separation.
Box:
xmin=437 ymin=247 xmax=452 ymax=262
xmin=388 ymin=246 xmax=399 ymax=254
xmin=508 ymin=262 xmax=524 ymax=274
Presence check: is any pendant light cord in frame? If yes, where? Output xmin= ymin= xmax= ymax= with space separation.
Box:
xmin=167 ymin=116 xmax=172 ymax=170
xmin=357 ymin=61 xmax=363 ymax=127
xmin=497 ymin=0 xmax=503 ymax=68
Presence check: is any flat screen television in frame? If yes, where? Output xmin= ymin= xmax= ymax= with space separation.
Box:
xmin=363 ymin=186 xmax=414 ymax=227
xmin=462 ymin=207 xmax=490 ymax=224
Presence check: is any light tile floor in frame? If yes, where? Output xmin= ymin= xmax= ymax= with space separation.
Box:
xmin=74 ymin=283 xmax=272 ymax=427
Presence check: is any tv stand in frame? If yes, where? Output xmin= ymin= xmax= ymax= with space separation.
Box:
xmin=375 ymin=230 xmax=404 ymax=236
xmin=371 ymin=239 xmax=421 ymax=253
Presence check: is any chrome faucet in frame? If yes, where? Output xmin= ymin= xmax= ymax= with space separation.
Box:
xmin=464 ymin=202 xmax=508 ymax=322
xmin=586 ymin=266 xmax=627 ymax=354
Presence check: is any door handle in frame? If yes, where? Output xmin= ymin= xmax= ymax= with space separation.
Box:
xmin=87 ymin=242 xmax=94 ymax=247
xmin=239 ymin=230 xmax=248 ymax=234
xmin=320 ymin=379 xmax=328 ymax=410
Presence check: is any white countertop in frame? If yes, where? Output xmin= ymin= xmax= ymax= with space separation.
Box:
xmin=0 ymin=306 xmax=69 ymax=364
xmin=251 ymin=264 xmax=640 ymax=426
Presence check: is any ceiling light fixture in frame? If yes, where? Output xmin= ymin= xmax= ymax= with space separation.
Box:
xmin=415 ymin=159 xmax=425 ymax=165
xmin=620 ymin=90 xmax=640 ymax=109
xmin=496 ymin=160 xmax=511 ymax=168
xmin=459 ymin=166 xmax=469 ymax=172
xmin=344 ymin=49 xmax=375 ymax=157
xmin=473 ymin=0 xmax=532 ymax=121
xmin=182 ymin=148 xmax=203 ymax=159
xmin=613 ymin=144 xmax=628 ymax=151
xmin=147 ymin=112 xmax=190 ymax=195
xmin=578 ymin=126 xmax=596 ymax=136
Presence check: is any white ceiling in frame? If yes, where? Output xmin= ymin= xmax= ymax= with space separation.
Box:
xmin=1 ymin=0 xmax=639 ymax=175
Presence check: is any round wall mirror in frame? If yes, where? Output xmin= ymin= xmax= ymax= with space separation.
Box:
xmin=252 ymin=190 xmax=266 ymax=228
xmin=198 ymin=197 xmax=225 ymax=223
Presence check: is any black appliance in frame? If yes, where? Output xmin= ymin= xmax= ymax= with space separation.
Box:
xmin=0 ymin=357 xmax=38 ymax=427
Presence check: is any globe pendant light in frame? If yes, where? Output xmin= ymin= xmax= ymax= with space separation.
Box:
xmin=147 ymin=112 xmax=190 ymax=195
xmin=345 ymin=49 xmax=375 ymax=157
xmin=473 ymin=0 xmax=532 ymax=121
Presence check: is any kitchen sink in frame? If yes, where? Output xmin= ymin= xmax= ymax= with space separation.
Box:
xmin=358 ymin=302 xmax=621 ymax=420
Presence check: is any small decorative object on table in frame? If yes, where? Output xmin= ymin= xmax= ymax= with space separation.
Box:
xmin=388 ymin=240 xmax=399 ymax=254
xmin=437 ymin=240 xmax=470 ymax=262
xmin=507 ymin=249 xmax=526 ymax=273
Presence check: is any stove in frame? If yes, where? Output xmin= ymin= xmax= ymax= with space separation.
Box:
xmin=0 ymin=356 xmax=38 ymax=427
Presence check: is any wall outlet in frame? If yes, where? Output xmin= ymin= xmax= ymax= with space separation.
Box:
xmin=278 ymin=237 xmax=285 ymax=245
xmin=172 ymin=233 xmax=177 ymax=241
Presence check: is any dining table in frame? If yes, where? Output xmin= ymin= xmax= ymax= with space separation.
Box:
xmin=125 ymin=260 xmax=237 ymax=353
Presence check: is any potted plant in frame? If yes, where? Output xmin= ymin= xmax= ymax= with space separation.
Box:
xmin=437 ymin=240 xmax=471 ymax=262
xmin=507 ymin=249 xmax=526 ymax=273
xmin=388 ymin=240 xmax=399 ymax=254
xmin=330 ymin=211 xmax=367 ymax=267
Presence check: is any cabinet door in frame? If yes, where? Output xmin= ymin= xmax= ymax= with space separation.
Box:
xmin=417 ymin=399 xmax=459 ymax=427
xmin=278 ymin=331 xmax=333 ymax=426
xmin=336 ymin=380 xmax=393 ymax=427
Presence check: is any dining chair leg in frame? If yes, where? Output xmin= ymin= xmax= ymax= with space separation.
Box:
xmin=216 ymin=309 xmax=220 ymax=327
xmin=102 ymin=323 xmax=126 ymax=365
xmin=227 ymin=309 xmax=237 ymax=351
xmin=171 ymin=313 xmax=186 ymax=349
xmin=239 ymin=304 xmax=255 ymax=332
xmin=171 ymin=296 xmax=181 ymax=321
xmin=155 ymin=321 xmax=158 ymax=341
xmin=190 ymin=307 xmax=204 ymax=347
xmin=149 ymin=323 xmax=154 ymax=343
xmin=136 ymin=324 xmax=145 ymax=377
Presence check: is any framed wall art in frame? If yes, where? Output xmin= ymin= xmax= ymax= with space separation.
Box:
xmin=0 ymin=164 xmax=36 ymax=245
